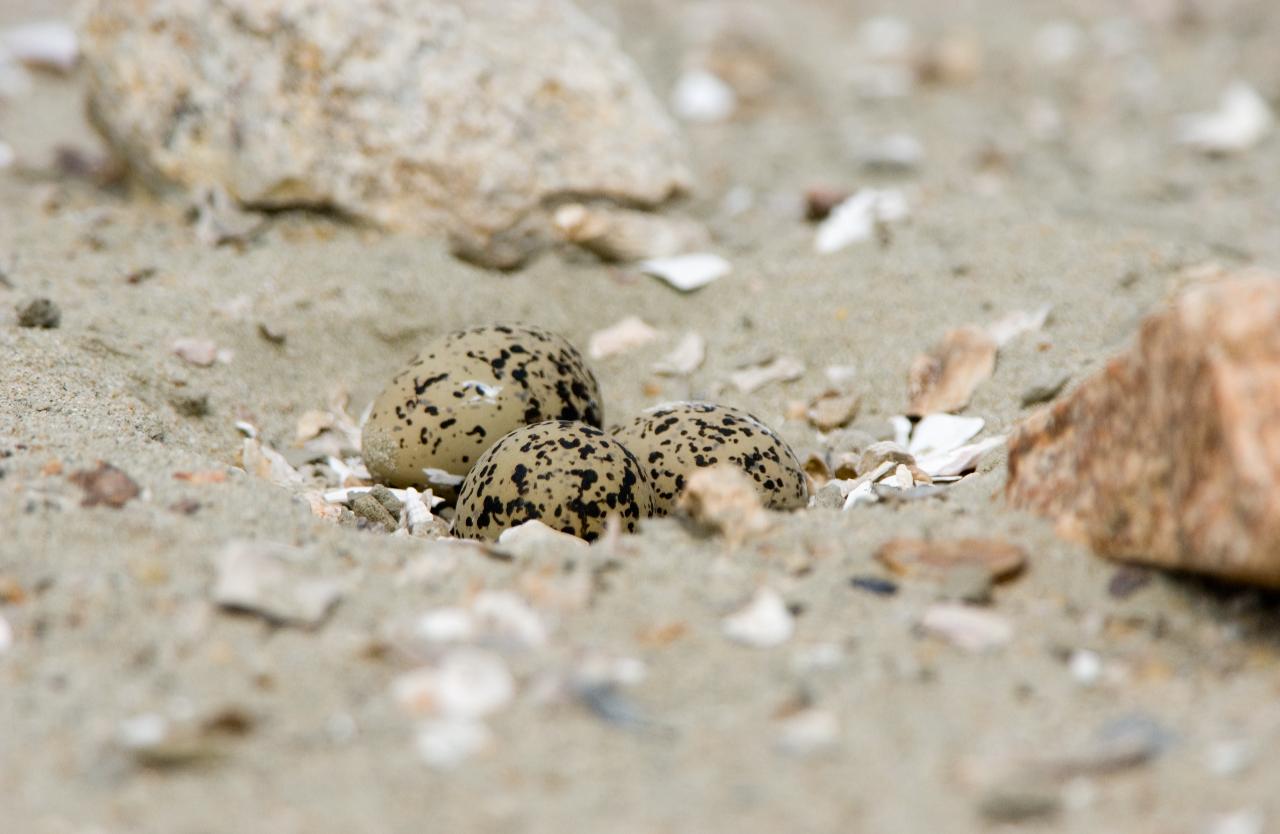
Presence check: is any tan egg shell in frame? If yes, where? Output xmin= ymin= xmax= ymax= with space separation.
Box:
xmin=612 ymin=401 xmax=808 ymax=514
xmin=453 ymin=421 xmax=657 ymax=542
xmin=362 ymin=325 xmax=603 ymax=490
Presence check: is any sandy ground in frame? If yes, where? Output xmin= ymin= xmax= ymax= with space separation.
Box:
xmin=3 ymin=1 xmax=1280 ymax=832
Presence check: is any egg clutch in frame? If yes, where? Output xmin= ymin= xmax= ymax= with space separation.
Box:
xmin=362 ymin=324 xmax=808 ymax=541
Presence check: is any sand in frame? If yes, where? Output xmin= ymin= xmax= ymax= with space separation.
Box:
xmin=3 ymin=1 xmax=1279 ymax=832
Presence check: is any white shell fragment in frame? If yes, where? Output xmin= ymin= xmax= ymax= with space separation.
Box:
xmin=0 ymin=613 xmax=11 ymax=654
xmin=393 ymin=649 xmax=515 ymax=720
xmin=553 ymin=203 xmax=709 ymax=263
xmin=212 ymin=541 xmax=344 ymax=627
xmin=906 ymin=414 xmax=985 ymax=458
xmin=172 ymin=338 xmax=226 ymax=367
xmin=415 ymin=718 xmax=493 ymax=770
xmin=988 ymin=304 xmax=1052 ymax=347
xmin=1176 ymin=82 xmax=1273 ymax=156
xmin=814 ymin=189 xmax=909 ymax=254
xmin=722 ymin=587 xmax=794 ymax=648
xmin=0 ymin=141 xmax=13 ymax=170
xmin=496 ymin=519 xmax=590 ymax=558
xmin=920 ymin=603 xmax=1013 ymax=652
xmin=588 ymin=316 xmax=660 ymax=360
xmin=776 ymin=708 xmax=840 ymax=756
xmin=639 ymin=253 xmax=731 ymax=292
xmin=671 ymin=69 xmax=737 ymax=123
xmin=902 ymin=414 xmax=1006 ymax=477
xmin=241 ymin=438 xmax=304 ymax=486
xmin=918 ymin=435 xmax=1005 ymax=478
xmin=859 ymin=133 xmax=924 ymax=171
xmin=652 ymin=332 xmax=706 ymax=376
xmin=0 ymin=21 xmax=79 ymax=73
xmin=730 ymin=355 xmax=805 ymax=393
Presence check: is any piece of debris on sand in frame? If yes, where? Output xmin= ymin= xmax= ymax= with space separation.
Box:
xmin=722 ymin=587 xmax=794 ymax=648
xmin=588 ymin=316 xmax=660 ymax=360
xmin=906 ymin=325 xmax=997 ymax=415
xmin=68 ymin=462 xmax=140 ymax=508
xmin=212 ymin=541 xmax=344 ymax=627
xmin=1006 ymin=272 xmax=1280 ymax=588
xmin=677 ymin=464 xmax=772 ymax=542
xmin=875 ymin=537 xmax=1026 ymax=582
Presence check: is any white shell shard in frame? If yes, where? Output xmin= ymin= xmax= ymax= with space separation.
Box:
xmin=414 ymin=607 xmax=477 ymax=644
xmin=400 ymin=487 xmax=439 ymax=535
xmin=906 ymin=414 xmax=985 ymax=458
xmin=393 ymin=649 xmax=515 ymax=720
xmin=470 ymin=590 xmax=550 ymax=649
xmin=241 ymin=438 xmax=304 ymax=486
xmin=497 ymin=519 xmax=589 ymax=557
xmin=212 ymin=541 xmax=343 ymax=627
xmin=920 ymin=603 xmax=1013 ymax=652
xmin=813 ymin=189 xmax=909 ymax=254
xmin=172 ymin=337 xmax=220 ymax=367
xmin=776 ymin=708 xmax=840 ymax=756
xmin=988 ymin=304 xmax=1052 ymax=347
xmin=722 ymin=587 xmax=794 ymax=648
xmin=857 ymin=16 xmax=913 ymax=61
xmin=639 ymin=253 xmax=731 ymax=292
xmin=0 ymin=21 xmax=78 ymax=73
xmin=0 ymin=141 xmax=13 ymax=169
xmin=422 ymin=468 xmax=465 ymax=488
xmin=671 ymin=69 xmax=737 ymax=123
xmin=588 ymin=315 xmax=661 ymax=360
xmin=414 ymin=718 xmax=494 ymax=769
xmin=652 ymin=332 xmax=706 ymax=376
xmin=917 ymin=435 xmax=1006 ymax=478
xmin=0 ymin=613 xmax=11 ymax=654
xmin=859 ymin=133 xmax=924 ymax=171
xmin=1176 ymin=82 xmax=1273 ymax=155
xmin=729 ymin=355 xmax=805 ymax=393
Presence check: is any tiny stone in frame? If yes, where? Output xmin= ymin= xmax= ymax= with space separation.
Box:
xmin=1108 ymin=566 xmax=1153 ymax=599
xmin=978 ymin=786 xmax=1061 ymax=823
xmin=1020 ymin=372 xmax=1070 ymax=406
xmin=257 ymin=322 xmax=286 ymax=345
xmin=939 ymin=564 xmax=994 ymax=605
xmin=68 ymin=462 xmax=140 ymax=508
xmin=814 ymin=482 xmax=845 ymax=509
xmin=16 ymin=298 xmax=61 ymax=329
xmin=351 ymin=493 xmax=397 ymax=530
xmin=850 ymin=575 xmax=898 ymax=596
xmin=369 ymin=484 xmax=403 ymax=518
xmin=171 ymin=393 xmax=211 ymax=418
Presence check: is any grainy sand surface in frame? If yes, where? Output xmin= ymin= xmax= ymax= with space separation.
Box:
xmin=3 ymin=2 xmax=1279 ymax=832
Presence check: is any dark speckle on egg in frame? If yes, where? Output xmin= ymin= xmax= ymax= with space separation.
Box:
xmin=453 ymin=421 xmax=657 ymax=542
xmin=612 ymin=401 xmax=808 ymax=514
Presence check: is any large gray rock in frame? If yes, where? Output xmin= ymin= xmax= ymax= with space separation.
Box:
xmin=78 ymin=0 xmax=691 ymax=266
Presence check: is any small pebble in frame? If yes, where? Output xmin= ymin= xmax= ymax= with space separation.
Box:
xmin=16 ymin=297 xmax=60 ymax=329
xmin=68 ymin=461 xmax=140 ymax=508
xmin=171 ymin=393 xmax=211 ymax=418
xmin=723 ymin=587 xmax=794 ymax=648
xmin=369 ymin=484 xmax=403 ymax=517
xmin=1021 ymin=372 xmax=1070 ymax=406
xmin=351 ymin=493 xmax=397 ymax=530
xmin=813 ymin=481 xmax=845 ymax=509
xmin=850 ymin=575 xmax=898 ymax=596
xmin=978 ymin=785 xmax=1061 ymax=823
xmin=939 ymin=564 xmax=994 ymax=605
xmin=1107 ymin=566 xmax=1152 ymax=599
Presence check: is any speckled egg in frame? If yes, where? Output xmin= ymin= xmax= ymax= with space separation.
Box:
xmin=612 ymin=401 xmax=808 ymax=514
xmin=453 ymin=421 xmax=657 ymax=542
xmin=362 ymin=325 xmax=603 ymax=491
